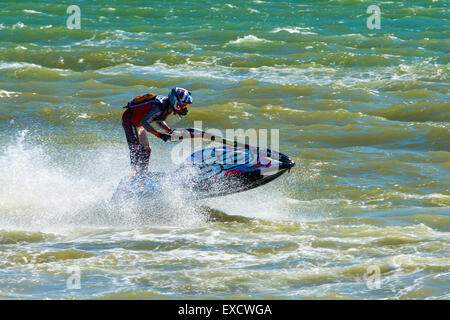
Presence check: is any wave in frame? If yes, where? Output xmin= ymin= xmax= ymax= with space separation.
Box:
xmin=227 ymin=35 xmax=272 ymax=45
xmin=271 ymin=27 xmax=317 ymax=35
xmin=0 ymin=230 xmax=56 ymax=244
xmin=369 ymin=101 xmax=450 ymax=122
xmin=0 ymin=61 xmax=43 ymax=70
xmin=93 ymin=59 xmax=447 ymax=87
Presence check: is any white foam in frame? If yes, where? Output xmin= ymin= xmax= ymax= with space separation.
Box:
xmin=0 ymin=131 xmax=210 ymax=232
xmin=271 ymin=27 xmax=317 ymax=35
xmin=12 ymin=22 xmax=25 ymax=29
xmin=0 ymin=62 xmax=42 ymax=70
xmin=228 ymin=35 xmax=272 ymax=45
xmin=95 ymin=58 xmax=442 ymax=88
xmin=248 ymin=8 xmax=260 ymax=13
xmin=0 ymin=131 xmax=122 ymax=232
xmin=0 ymin=90 xmax=20 ymax=98
xmin=23 ymin=9 xmax=43 ymax=14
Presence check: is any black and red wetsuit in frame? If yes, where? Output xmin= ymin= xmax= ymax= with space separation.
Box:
xmin=121 ymin=94 xmax=170 ymax=176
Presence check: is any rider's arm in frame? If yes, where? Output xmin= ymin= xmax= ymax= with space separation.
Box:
xmin=142 ymin=122 xmax=159 ymax=137
xmin=141 ymin=106 xmax=163 ymax=137
xmin=156 ymin=121 xmax=173 ymax=133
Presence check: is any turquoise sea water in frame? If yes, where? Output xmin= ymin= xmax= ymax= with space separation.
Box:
xmin=0 ymin=0 xmax=449 ymax=299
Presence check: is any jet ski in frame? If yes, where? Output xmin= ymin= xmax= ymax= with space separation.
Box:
xmin=112 ymin=128 xmax=295 ymax=201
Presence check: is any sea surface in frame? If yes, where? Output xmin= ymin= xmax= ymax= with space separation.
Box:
xmin=0 ymin=0 xmax=449 ymax=299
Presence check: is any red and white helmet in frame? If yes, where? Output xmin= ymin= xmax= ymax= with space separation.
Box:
xmin=168 ymin=87 xmax=193 ymax=118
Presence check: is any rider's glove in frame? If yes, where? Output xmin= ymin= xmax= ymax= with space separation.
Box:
xmin=155 ymin=132 xmax=171 ymax=142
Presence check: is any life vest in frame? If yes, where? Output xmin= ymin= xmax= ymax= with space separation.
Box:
xmin=123 ymin=93 xmax=169 ymax=127
xmin=124 ymin=93 xmax=157 ymax=108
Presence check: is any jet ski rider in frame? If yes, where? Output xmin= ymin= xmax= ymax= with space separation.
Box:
xmin=121 ymin=87 xmax=193 ymax=177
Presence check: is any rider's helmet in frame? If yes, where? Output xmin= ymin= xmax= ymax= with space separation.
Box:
xmin=168 ymin=87 xmax=193 ymax=118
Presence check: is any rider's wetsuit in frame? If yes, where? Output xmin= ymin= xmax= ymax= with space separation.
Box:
xmin=121 ymin=95 xmax=170 ymax=176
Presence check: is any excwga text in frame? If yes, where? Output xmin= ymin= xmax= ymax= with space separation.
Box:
xmin=178 ymin=304 xmax=272 ymax=317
